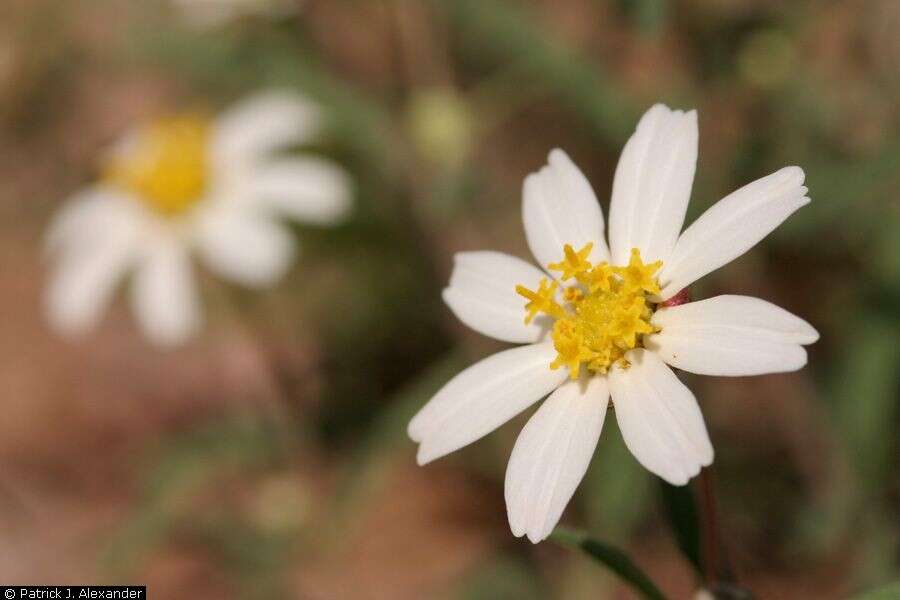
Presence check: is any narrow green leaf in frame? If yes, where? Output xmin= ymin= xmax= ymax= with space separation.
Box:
xmin=659 ymin=480 xmax=702 ymax=578
xmin=850 ymin=581 xmax=900 ymax=600
xmin=551 ymin=527 xmax=669 ymax=600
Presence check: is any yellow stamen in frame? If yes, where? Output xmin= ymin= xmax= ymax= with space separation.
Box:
xmin=614 ymin=248 xmax=663 ymax=296
xmin=563 ymin=286 xmax=583 ymax=303
xmin=105 ymin=115 xmax=211 ymax=217
xmin=549 ymin=320 xmax=597 ymax=379
xmin=515 ymin=278 xmax=566 ymax=324
xmin=517 ymin=246 xmax=662 ymax=379
xmin=580 ymin=262 xmax=615 ymax=294
xmin=548 ymin=243 xmax=593 ymax=281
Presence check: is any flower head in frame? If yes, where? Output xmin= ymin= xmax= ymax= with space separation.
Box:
xmin=45 ymin=91 xmax=352 ymax=347
xmin=104 ymin=115 xmax=212 ymax=217
xmin=410 ymin=104 xmax=818 ymax=543
xmin=518 ymin=244 xmax=660 ymax=379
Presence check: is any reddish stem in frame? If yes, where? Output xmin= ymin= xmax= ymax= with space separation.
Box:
xmin=660 ymin=287 xmax=691 ymax=308
xmin=699 ymin=468 xmax=718 ymax=584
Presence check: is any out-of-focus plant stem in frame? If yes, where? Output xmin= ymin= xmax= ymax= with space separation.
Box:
xmin=699 ymin=469 xmax=722 ymax=584
xmin=659 ymin=479 xmax=701 ymax=577
xmin=699 ymin=470 xmax=756 ymax=600
xmin=551 ymin=526 xmax=669 ymax=600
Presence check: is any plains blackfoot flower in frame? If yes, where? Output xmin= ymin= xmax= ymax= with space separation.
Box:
xmin=45 ymin=91 xmax=351 ymax=346
xmin=408 ymin=104 xmax=818 ymax=543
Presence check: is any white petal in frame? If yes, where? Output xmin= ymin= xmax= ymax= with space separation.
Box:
xmin=212 ymin=91 xmax=320 ymax=167
xmin=250 ymin=157 xmax=352 ymax=225
xmin=45 ymin=187 xmax=142 ymax=257
xmin=657 ymin=167 xmax=809 ymax=299
xmin=608 ymin=105 xmax=698 ymax=266
xmin=131 ymin=237 xmax=201 ymax=347
xmin=442 ymin=251 xmax=554 ymax=344
xmin=408 ymin=343 xmax=567 ymax=465
xmin=609 ymin=349 xmax=713 ymax=485
xmin=522 ymin=149 xmax=609 ymax=275
xmin=45 ymin=231 xmax=138 ymax=337
xmin=195 ymin=207 xmax=296 ymax=288
xmin=505 ymin=376 xmax=608 ymax=543
xmin=646 ymin=294 xmax=818 ymax=376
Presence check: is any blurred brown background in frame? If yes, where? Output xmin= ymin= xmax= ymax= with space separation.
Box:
xmin=0 ymin=0 xmax=898 ymax=598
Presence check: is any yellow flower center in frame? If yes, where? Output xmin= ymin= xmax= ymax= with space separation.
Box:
xmin=104 ymin=116 xmax=211 ymax=217
xmin=516 ymin=244 xmax=662 ymax=379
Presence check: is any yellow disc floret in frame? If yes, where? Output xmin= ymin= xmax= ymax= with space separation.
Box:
xmin=617 ymin=247 xmax=663 ymax=296
xmin=547 ymin=242 xmax=594 ymax=281
xmin=515 ymin=278 xmax=566 ymax=324
xmin=517 ymin=244 xmax=662 ymax=379
xmin=105 ymin=115 xmax=211 ymax=217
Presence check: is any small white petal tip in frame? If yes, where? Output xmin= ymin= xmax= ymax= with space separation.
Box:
xmin=778 ymin=165 xmax=805 ymax=185
xmin=547 ymin=147 xmax=570 ymax=164
xmin=526 ymin=530 xmax=549 ymax=544
xmin=802 ymin=325 xmax=820 ymax=345
xmin=407 ymin=416 xmax=424 ymax=443
xmin=415 ymin=443 xmax=440 ymax=466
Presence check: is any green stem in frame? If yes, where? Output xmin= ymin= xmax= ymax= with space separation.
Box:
xmin=551 ymin=526 xmax=669 ymax=600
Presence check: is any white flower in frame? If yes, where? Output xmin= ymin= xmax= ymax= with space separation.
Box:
xmin=45 ymin=91 xmax=351 ymax=347
xmin=408 ymin=104 xmax=818 ymax=543
xmin=172 ymin=0 xmax=299 ymax=28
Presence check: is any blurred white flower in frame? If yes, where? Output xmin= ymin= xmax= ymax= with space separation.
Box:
xmin=172 ymin=0 xmax=299 ymax=28
xmin=409 ymin=104 xmax=818 ymax=543
xmin=45 ymin=91 xmax=351 ymax=347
